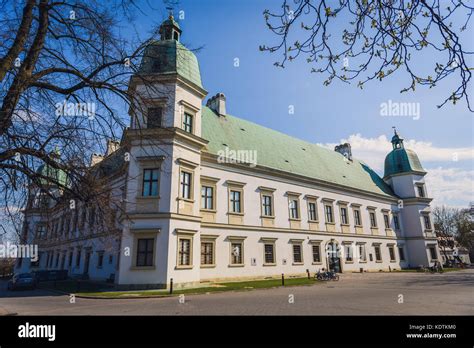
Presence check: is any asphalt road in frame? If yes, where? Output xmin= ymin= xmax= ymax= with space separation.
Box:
xmin=0 ymin=269 xmax=473 ymax=315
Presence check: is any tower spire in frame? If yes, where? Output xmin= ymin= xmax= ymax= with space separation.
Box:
xmin=159 ymin=11 xmax=182 ymax=41
xmin=390 ymin=127 xmax=404 ymax=150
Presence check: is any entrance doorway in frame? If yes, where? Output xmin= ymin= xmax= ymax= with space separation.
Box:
xmin=327 ymin=242 xmax=341 ymax=273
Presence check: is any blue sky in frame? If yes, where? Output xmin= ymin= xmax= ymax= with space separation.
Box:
xmin=127 ymin=0 xmax=473 ymax=208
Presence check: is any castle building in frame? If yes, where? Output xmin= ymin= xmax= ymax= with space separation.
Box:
xmin=16 ymin=17 xmax=440 ymax=288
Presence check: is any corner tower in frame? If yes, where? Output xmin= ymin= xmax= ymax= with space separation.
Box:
xmin=383 ymin=129 xmax=439 ymax=268
xmin=120 ymin=15 xmax=208 ymax=289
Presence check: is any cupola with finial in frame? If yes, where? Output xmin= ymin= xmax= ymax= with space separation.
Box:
xmin=159 ymin=12 xmax=182 ymax=41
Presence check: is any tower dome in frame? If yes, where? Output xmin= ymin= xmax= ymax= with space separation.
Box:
xmin=384 ymin=129 xmax=425 ymax=179
xmin=36 ymin=148 xmax=68 ymax=187
xmin=138 ymin=15 xmax=203 ymax=89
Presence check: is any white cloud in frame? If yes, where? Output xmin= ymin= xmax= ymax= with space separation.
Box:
xmin=320 ymin=133 xmax=473 ymax=171
xmin=320 ymin=134 xmax=474 ymax=208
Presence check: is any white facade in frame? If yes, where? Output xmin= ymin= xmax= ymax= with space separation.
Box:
xmin=18 ymin=17 xmax=441 ymax=289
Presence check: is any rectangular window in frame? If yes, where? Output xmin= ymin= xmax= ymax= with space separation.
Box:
xmin=178 ymin=238 xmax=191 ymax=266
xmin=340 ymin=207 xmax=348 ymax=224
xmin=68 ymin=251 xmax=73 ymax=267
xmin=308 ymin=202 xmax=317 ymax=221
xmin=388 ymin=246 xmax=396 ymax=261
xmin=398 ymin=246 xmax=405 ymax=261
xmin=97 ymin=252 xmax=104 ymax=268
xmin=325 ymin=205 xmax=334 ymax=223
xmin=180 ymin=171 xmax=192 ymax=199
xmin=201 ymin=186 xmax=214 ymax=210
xmin=354 ymin=209 xmax=362 ymax=226
xmin=424 ymin=215 xmax=432 ymax=230
xmin=142 ymin=168 xmax=160 ymax=197
xmin=358 ymin=244 xmax=367 ymax=262
xmin=417 ymin=185 xmax=425 ymax=197
xmin=393 ymin=215 xmax=400 ymax=230
xmin=36 ymin=225 xmax=46 ymax=239
xmin=384 ymin=214 xmax=390 ymax=229
xmin=264 ymin=244 xmax=275 ymax=264
xmin=429 ymin=245 xmax=438 ymax=260
xmin=369 ymin=212 xmax=377 ymax=228
xmin=374 ymin=245 xmax=382 ymax=262
xmin=201 ymin=242 xmax=214 ymax=265
xmin=293 ymin=244 xmax=302 ymax=263
xmin=262 ymin=195 xmax=273 ymax=216
xmin=230 ymin=242 xmax=243 ymax=265
xmin=183 ymin=112 xmax=193 ymax=133
xmin=312 ymin=244 xmax=321 ymax=263
xmin=344 ymin=244 xmax=353 ymax=262
xmin=289 ymin=199 xmax=299 ymax=219
xmin=147 ymin=107 xmax=162 ymax=128
xmin=230 ymin=190 xmax=242 ymax=213
xmin=137 ymin=238 xmax=154 ymax=267
xmin=76 ymin=249 xmax=83 ymax=267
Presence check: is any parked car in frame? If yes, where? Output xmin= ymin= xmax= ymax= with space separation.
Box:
xmin=7 ymin=273 xmax=38 ymax=290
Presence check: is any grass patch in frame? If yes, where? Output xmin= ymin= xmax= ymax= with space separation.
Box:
xmin=74 ymin=277 xmax=318 ymax=298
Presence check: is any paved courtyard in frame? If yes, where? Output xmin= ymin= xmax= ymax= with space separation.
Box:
xmin=0 ymin=269 xmax=473 ymax=315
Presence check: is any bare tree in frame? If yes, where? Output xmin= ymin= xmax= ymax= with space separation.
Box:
xmin=261 ymin=0 xmax=473 ymax=111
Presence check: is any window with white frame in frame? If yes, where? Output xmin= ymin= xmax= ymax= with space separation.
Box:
xmin=136 ymin=238 xmax=154 ymax=267
xmin=262 ymin=195 xmax=273 ymax=216
xmin=142 ymin=168 xmax=160 ymax=197
xmin=183 ymin=112 xmax=193 ymax=133
xmin=230 ymin=242 xmax=243 ymax=265
xmin=312 ymin=244 xmax=321 ymax=263
xmin=374 ymin=245 xmax=382 ymax=261
xmin=201 ymin=186 xmax=214 ymax=210
xmin=383 ymin=213 xmax=390 ymax=229
xmin=369 ymin=211 xmax=377 ymax=228
xmin=178 ymin=237 xmax=192 ymax=266
xmin=358 ymin=243 xmax=367 ymax=262
xmin=147 ymin=107 xmax=162 ymax=128
xmin=388 ymin=245 xmax=396 ymax=261
xmin=325 ymin=204 xmax=334 ymax=223
xmin=340 ymin=207 xmax=349 ymax=225
xmin=200 ymin=241 xmax=214 ymax=265
xmin=230 ymin=190 xmax=242 ymax=213
xmin=354 ymin=209 xmax=362 ymax=226
xmin=289 ymin=199 xmax=299 ymax=219
xmin=264 ymin=243 xmax=275 ymax=264
xmin=344 ymin=243 xmax=353 ymax=262
xmin=180 ymin=171 xmax=192 ymax=199
xmin=393 ymin=214 xmax=400 ymax=230
xmin=423 ymin=215 xmax=432 ymax=230
xmin=308 ymin=202 xmax=318 ymax=221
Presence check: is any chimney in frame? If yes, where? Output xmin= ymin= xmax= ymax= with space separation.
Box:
xmin=90 ymin=153 xmax=104 ymax=166
xmin=206 ymin=93 xmax=226 ymax=116
xmin=106 ymin=139 xmax=120 ymax=156
xmin=334 ymin=143 xmax=352 ymax=161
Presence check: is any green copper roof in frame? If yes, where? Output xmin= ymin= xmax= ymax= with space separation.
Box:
xmin=36 ymin=163 xmax=67 ymax=187
xmin=384 ymin=148 xmax=425 ymax=178
xmin=138 ymin=40 xmax=203 ymax=89
xmin=201 ymin=107 xmax=395 ymax=198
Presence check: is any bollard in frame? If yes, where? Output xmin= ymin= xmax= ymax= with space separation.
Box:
xmin=169 ymin=278 xmax=173 ymax=294
xmin=306 ymin=269 xmax=310 ymax=279
xmin=281 ymin=273 xmax=285 ymax=286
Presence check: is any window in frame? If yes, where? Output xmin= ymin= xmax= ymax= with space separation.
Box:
xmin=55 ymin=252 xmax=59 ymax=268
xmin=289 ymin=199 xmax=299 ymax=219
xmin=340 ymin=207 xmax=349 ymax=224
xmin=308 ymin=202 xmax=317 ymax=221
xmin=428 ymin=245 xmax=438 ymax=260
xmin=398 ymin=246 xmax=405 ymax=261
xmin=417 ymin=185 xmax=425 ymax=197
xmin=178 ymin=238 xmax=191 ymax=266
xmin=36 ymin=225 xmax=46 ymax=239
xmin=68 ymin=251 xmax=73 ymax=267
xmin=262 ymin=195 xmax=273 ymax=216
xmin=230 ymin=242 xmax=243 ymax=265
xmin=393 ymin=215 xmax=400 ymax=230
xmin=109 ymin=255 xmax=113 ymax=264
xmin=358 ymin=244 xmax=367 ymax=262
xmin=147 ymin=107 xmax=162 ymax=128
xmin=137 ymin=238 xmax=154 ymax=267
xmin=230 ymin=190 xmax=241 ymax=213
xmin=180 ymin=171 xmax=192 ymax=199
xmin=201 ymin=186 xmax=214 ymax=210
xmin=293 ymin=244 xmax=303 ymax=263
xmin=344 ymin=244 xmax=353 ymax=262
xmin=369 ymin=212 xmax=377 ymax=228
xmin=383 ymin=214 xmax=390 ymax=229
xmin=423 ymin=215 xmax=432 ymax=230
xmin=89 ymin=207 xmax=96 ymax=227
xmin=183 ymin=112 xmax=193 ymax=133
xmin=312 ymin=244 xmax=321 ymax=263
xmin=354 ymin=209 xmax=362 ymax=226
xmin=201 ymin=242 xmax=214 ymax=265
xmin=374 ymin=245 xmax=382 ymax=262
xmin=142 ymin=168 xmax=160 ymax=197
xmin=264 ymin=244 xmax=275 ymax=264
xmin=325 ymin=205 xmax=334 ymax=223
xmin=97 ymin=252 xmax=104 ymax=268
xmin=388 ymin=246 xmax=396 ymax=261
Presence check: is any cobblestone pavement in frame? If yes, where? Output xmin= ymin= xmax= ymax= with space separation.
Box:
xmin=0 ymin=269 xmax=472 ymax=315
